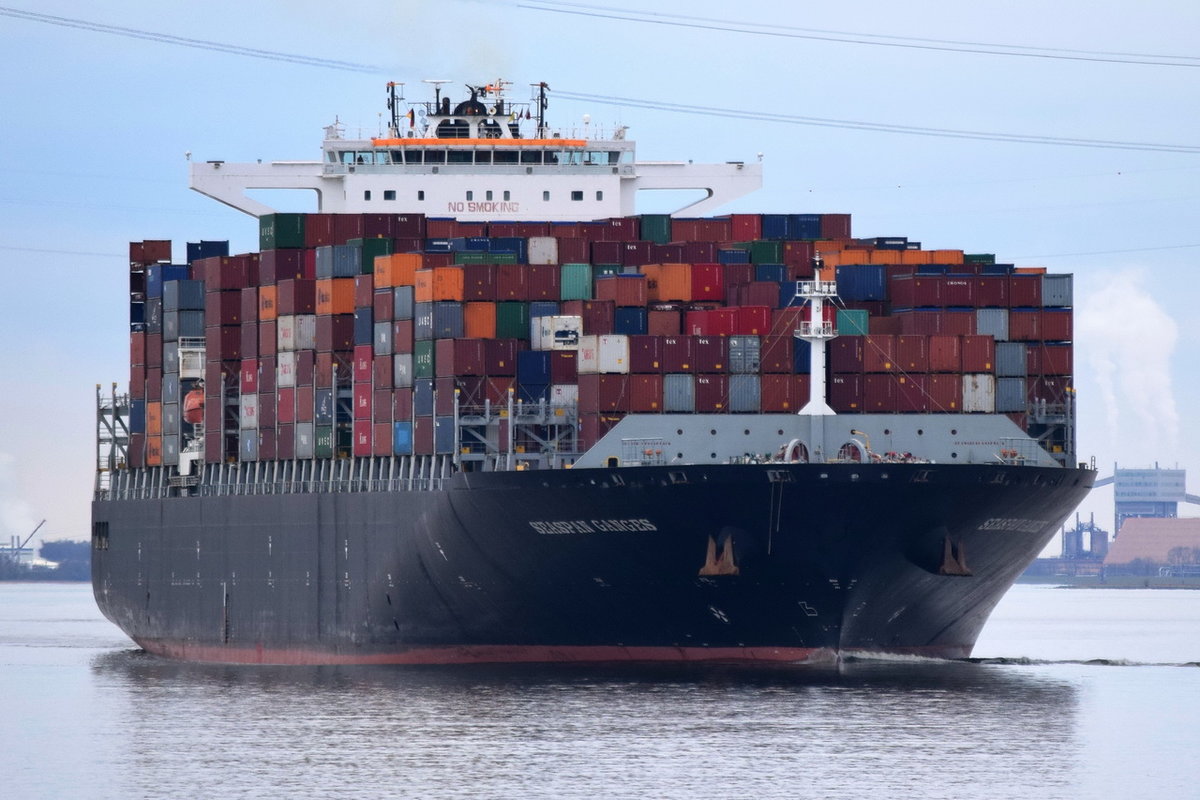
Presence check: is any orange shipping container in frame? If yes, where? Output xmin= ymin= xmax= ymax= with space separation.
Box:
xmin=464 ymin=302 xmax=497 ymax=339
xmin=258 ymin=285 xmax=278 ymax=322
xmin=930 ymin=250 xmax=965 ymax=265
xmin=643 ymin=263 xmax=693 ymax=303
xmin=374 ymin=253 xmax=423 ymax=288
xmin=145 ymin=435 xmax=162 ymax=466
xmin=868 ymin=249 xmax=903 ymax=265
xmin=146 ymin=402 xmax=163 ymax=435
xmin=415 ymin=267 xmax=465 ymax=302
xmin=316 ymin=278 xmax=356 ymax=315
xmin=900 ymin=250 xmax=930 ymax=265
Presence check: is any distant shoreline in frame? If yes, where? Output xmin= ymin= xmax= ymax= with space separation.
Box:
xmin=1017 ymin=575 xmax=1200 ymax=590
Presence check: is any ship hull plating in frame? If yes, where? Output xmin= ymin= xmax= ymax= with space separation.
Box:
xmin=92 ymin=462 xmax=1093 ymax=665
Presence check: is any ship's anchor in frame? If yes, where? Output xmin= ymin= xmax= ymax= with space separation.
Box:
xmin=939 ymin=536 xmax=973 ymax=576
xmin=699 ymin=534 xmax=740 ymax=576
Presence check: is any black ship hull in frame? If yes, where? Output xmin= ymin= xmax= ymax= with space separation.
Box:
xmin=91 ymin=462 xmax=1094 ymax=664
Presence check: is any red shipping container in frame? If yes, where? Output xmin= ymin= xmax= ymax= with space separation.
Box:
xmin=1027 ymin=376 xmax=1071 ymax=404
xmin=526 ymin=264 xmax=560 ymax=301
xmin=240 ymin=358 xmax=258 ymax=394
xmin=730 ymin=214 xmax=762 ymax=241
xmin=619 ymin=241 xmax=652 ymax=266
xmin=578 ymin=374 xmax=631 ymax=413
xmin=830 ymin=336 xmax=865 ymax=373
xmin=1041 ymin=309 xmax=1072 ymax=341
xmin=686 ymin=308 xmax=736 ymax=336
xmin=130 ymin=331 xmax=146 ymax=366
xmin=352 ymin=419 xmax=373 ymax=457
xmin=393 ymin=320 xmax=414 ymax=353
xmin=647 ymin=309 xmax=681 ymax=336
xmin=557 ymin=237 xmax=589 ymax=264
xmin=736 ymin=306 xmax=772 ymax=336
xmin=549 ymin=350 xmax=578 ymax=384
xmin=829 ymin=374 xmax=863 ymax=412
xmin=374 ymin=388 xmax=394 ymax=422
xmin=595 ymin=275 xmax=648 ymax=307
xmin=258 ymin=356 xmax=276 ymax=394
xmin=258 ymin=320 xmax=277 ymax=358
xmin=1028 ymin=343 xmax=1072 ymax=375
xmin=412 ymin=416 xmax=434 ymax=455
xmin=333 ymin=214 xmax=365 ymax=245
xmin=276 ymin=279 xmax=316 ymax=315
xmin=975 ymin=276 xmax=1009 ymax=307
xmin=129 ymin=364 xmax=146 ymax=398
xmin=258 ymin=392 xmax=276 ymax=428
xmin=662 ymin=336 xmax=697 ymax=373
xmin=863 ymin=374 xmax=898 ymax=412
xmin=578 ymin=413 xmax=624 ymax=452
xmin=1009 ymin=274 xmax=1042 ymax=307
xmin=1008 ymin=310 xmax=1041 ymax=341
xmin=688 ymin=263 xmax=724 ymax=302
xmin=354 ymin=275 xmax=374 ymax=308
xmin=896 ymin=335 xmax=928 ymax=372
xmin=361 ymin=213 xmax=395 ymax=239
xmin=296 ymin=385 xmax=314 ymax=422
xmin=694 ymin=374 xmax=728 ymax=412
xmin=590 ymin=240 xmax=623 ymax=264
xmin=276 ymin=424 xmax=295 ymax=460
xmin=239 ymin=287 xmax=259 ymax=323
xmin=760 ymin=335 xmax=793 ymax=374
xmin=259 ymin=249 xmax=305 ymax=285
xmin=277 ymin=387 xmax=296 ymax=424
xmin=373 ymin=422 xmax=393 ymax=456
xmin=496 ymin=263 xmax=528 ymax=300
xmin=694 ymin=336 xmax=727 ymax=372
xmin=889 ymin=275 xmax=942 ymax=308
xmin=353 ymin=345 xmax=373 ymax=382
xmin=205 ymin=325 xmax=241 ymax=361
xmin=392 ymin=388 xmax=413 ymax=421
xmin=373 ymin=354 xmax=392 ymax=388
xmin=863 ymin=334 xmax=897 ymax=372
xmin=941 ymin=276 xmax=976 ymax=306
xmin=820 ymin=214 xmax=851 ymax=240
xmin=316 ymin=315 xmax=355 ymax=352
xmin=895 ymin=374 xmax=928 ymax=412
xmin=629 ymin=335 xmax=663 ymax=373
xmin=760 ymin=374 xmax=794 ymax=411
xmin=631 ymin=374 xmax=664 ymax=411
xmin=394 ymin=214 xmax=427 ymax=239
xmin=483 ymin=338 xmax=519 ymax=375
xmin=961 ymin=335 xmax=996 ymax=373
xmin=462 ymin=263 xmax=498 ymax=301
xmin=373 ymin=288 xmax=395 ymax=321
xmin=484 ymin=377 xmax=514 ymax=406
xmin=561 ymin=299 xmax=614 ymax=335
xmin=649 ymin=244 xmax=684 ymax=264
xmin=304 ymin=214 xmax=335 ymax=247
xmin=745 ymin=282 xmax=780 ymax=308
xmin=436 ymin=338 xmax=486 ymax=377
xmin=146 ymin=333 xmax=162 ymax=368
xmin=258 ymin=427 xmax=277 ymax=461
xmin=928 ymin=335 xmax=962 ymax=372
xmin=723 ymin=263 xmax=754 ymax=287
xmin=353 ymin=383 xmax=372 ymax=420
xmin=928 ymin=374 xmax=962 ymax=412
xmin=683 ymin=242 xmax=717 ymax=264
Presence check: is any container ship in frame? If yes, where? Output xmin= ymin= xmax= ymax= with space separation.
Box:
xmin=92 ymin=80 xmax=1095 ymax=665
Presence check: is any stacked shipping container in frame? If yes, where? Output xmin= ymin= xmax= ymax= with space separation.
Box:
xmin=123 ymin=211 xmax=1073 ymax=464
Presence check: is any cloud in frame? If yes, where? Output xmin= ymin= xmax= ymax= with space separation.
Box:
xmin=1076 ymin=269 xmax=1179 ymax=465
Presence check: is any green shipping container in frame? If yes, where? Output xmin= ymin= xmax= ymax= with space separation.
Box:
xmin=560 ymin=263 xmax=593 ymax=300
xmin=836 ymin=309 xmax=869 ymax=336
xmin=414 ymin=340 xmax=435 ymax=378
xmin=496 ymin=302 xmax=530 ymax=339
xmin=315 ymin=425 xmax=334 ymax=459
xmin=454 ymin=252 xmax=519 ymax=265
xmin=259 ymin=213 xmax=306 ymax=251
xmin=964 ymin=253 xmax=996 ymax=265
xmin=639 ymin=214 xmax=671 ymax=245
xmin=351 ymin=237 xmax=394 ymax=274
xmin=749 ymin=240 xmax=783 ymax=264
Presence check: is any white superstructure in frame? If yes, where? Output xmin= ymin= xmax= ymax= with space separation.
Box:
xmin=190 ymin=80 xmax=761 ymax=221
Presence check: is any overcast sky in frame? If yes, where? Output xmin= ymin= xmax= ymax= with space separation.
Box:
xmin=1 ymin=0 xmax=1197 ymax=551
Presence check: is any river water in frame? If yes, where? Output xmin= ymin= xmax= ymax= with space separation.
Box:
xmin=1 ymin=582 xmax=1196 ymax=799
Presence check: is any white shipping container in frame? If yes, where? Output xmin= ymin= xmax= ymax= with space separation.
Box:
xmin=528 ymin=236 xmax=559 ymax=266
xmin=294 ymin=314 xmax=316 ymax=351
xmin=549 ymin=384 xmax=578 ymax=406
xmin=295 ymin=422 xmax=315 ymax=459
xmin=531 ymin=315 xmax=583 ymax=350
xmin=962 ymin=373 xmax=996 ymax=413
xmin=277 ymin=351 xmax=297 ymax=388
xmin=393 ymin=353 xmax=413 ymax=387
xmin=239 ymin=393 xmax=259 ymax=429
xmin=577 ymin=334 xmax=600 ymax=374
xmin=277 ymin=314 xmax=296 ymax=352
xmin=597 ymin=334 xmax=630 ymax=374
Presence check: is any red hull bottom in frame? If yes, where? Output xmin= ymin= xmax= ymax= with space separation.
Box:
xmin=133 ymin=638 xmax=971 ymax=666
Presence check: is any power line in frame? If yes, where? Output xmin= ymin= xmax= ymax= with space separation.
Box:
xmin=514 ymin=1 xmax=1200 ymax=68
xmin=1013 ymin=243 xmax=1200 ymax=259
xmin=0 ymin=6 xmax=382 ymax=72
xmin=554 ymin=90 xmax=1200 ymax=154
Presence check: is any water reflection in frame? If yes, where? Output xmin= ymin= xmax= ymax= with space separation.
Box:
xmin=89 ymin=652 xmax=1083 ymax=800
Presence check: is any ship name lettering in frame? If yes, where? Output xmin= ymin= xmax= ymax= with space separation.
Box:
xmin=530 ymin=518 xmax=657 ymax=535
xmin=977 ymin=517 xmax=1045 ymax=534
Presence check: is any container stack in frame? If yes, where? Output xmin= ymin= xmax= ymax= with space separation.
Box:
xmin=122 ymin=211 xmax=1074 ymax=465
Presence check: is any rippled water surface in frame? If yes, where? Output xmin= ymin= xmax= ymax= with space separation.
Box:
xmin=2 ymin=583 xmax=1197 ymax=799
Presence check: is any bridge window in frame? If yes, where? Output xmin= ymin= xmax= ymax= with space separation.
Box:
xmin=423 ymin=150 xmax=446 ymax=164
xmin=390 ymin=150 xmax=404 ymax=163
xmin=494 ymin=151 xmax=518 ymax=164
xmin=596 ymin=191 xmax=603 ymax=201
xmin=340 ymin=151 xmax=355 ymax=165
xmin=466 ymin=191 xmax=473 ymax=201
xmin=364 ymin=190 xmax=372 ymax=201
xmin=503 ymin=191 xmax=511 ymax=201
xmin=486 ymin=190 xmax=493 ymax=201
xmin=543 ymin=191 xmax=550 ymax=201
xmin=384 ymin=190 xmax=396 ymax=201
xmin=406 ymin=151 xmax=422 ymax=164
xmin=571 ymin=191 xmax=583 ymax=201
xmin=448 ymin=151 xmax=472 ymax=164
xmin=476 ymin=151 xmax=492 ymax=164
xmin=520 ymin=150 xmax=542 ymax=164
xmin=417 ymin=191 xmax=425 ymax=201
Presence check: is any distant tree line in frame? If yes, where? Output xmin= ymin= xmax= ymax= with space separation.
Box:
xmin=0 ymin=539 xmax=90 ymax=581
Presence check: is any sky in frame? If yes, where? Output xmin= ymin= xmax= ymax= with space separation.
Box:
xmin=0 ymin=0 xmax=1197 ymax=552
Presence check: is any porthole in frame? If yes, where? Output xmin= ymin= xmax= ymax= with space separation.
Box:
xmin=710 ymin=429 xmax=717 ymax=436
xmin=951 ymin=452 xmax=958 ymax=459
xmin=744 ymin=429 xmax=750 ymax=436
xmin=677 ymin=453 xmax=683 ymax=460
xmin=883 ymin=429 xmax=891 ymax=435
xmin=710 ymin=453 xmax=717 ymax=459
xmin=677 ymin=429 xmax=683 ymax=435
xmin=951 ymin=429 xmax=957 ymax=435
xmin=917 ymin=429 xmax=924 ymax=436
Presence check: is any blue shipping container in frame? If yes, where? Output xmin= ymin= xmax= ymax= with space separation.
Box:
xmin=517 ymin=351 xmax=551 ymax=385
xmin=754 ymin=263 xmax=787 ymax=283
xmin=761 ymin=215 xmax=790 ymax=240
xmin=145 ymin=264 xmax=189 ymax=299
xmin=718 ymin=249 xmax=751 ymax=265
xmin=353 ymin=308 xmax=374 ymax=346
xmin=393 ymin=421 xmax=413 ymax=455
xmin=614 ymin=306 xmax=648 ymax=335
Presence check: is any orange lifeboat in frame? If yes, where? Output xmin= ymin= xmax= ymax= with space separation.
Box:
xmin=183 ymin=388 xmax=204 ymax=424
